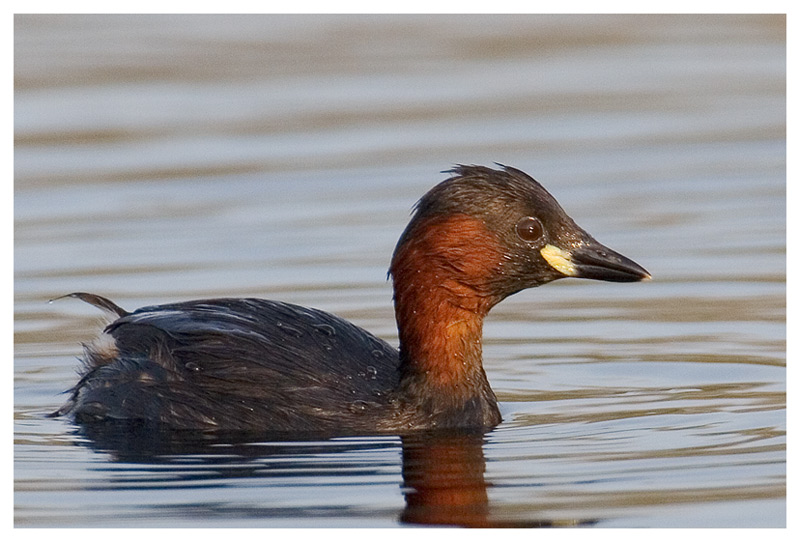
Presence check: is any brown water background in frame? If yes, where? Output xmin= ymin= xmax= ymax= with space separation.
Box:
xmin=14 ymin=14 xmax=785 ymax=527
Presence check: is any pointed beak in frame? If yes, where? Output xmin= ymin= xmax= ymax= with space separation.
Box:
xmin=540 ymin=239 xmax=650 ymax=283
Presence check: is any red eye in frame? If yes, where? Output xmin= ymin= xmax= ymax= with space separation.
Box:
xmin=515 ymin=216 xmax=544 ymax=243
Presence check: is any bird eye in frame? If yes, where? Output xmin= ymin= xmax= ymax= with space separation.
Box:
xmin=515 ymin=216 xmax=545 ymax=243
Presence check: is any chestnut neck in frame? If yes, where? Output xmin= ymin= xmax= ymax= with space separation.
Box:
xmin=390 ymin=214 xmax=505 ymax=398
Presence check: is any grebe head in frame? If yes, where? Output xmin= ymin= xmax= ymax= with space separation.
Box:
xmin=390 ymin=164 xmax=649 ymax=316
xmin=386 ymin=164 xmax=648 ymax=416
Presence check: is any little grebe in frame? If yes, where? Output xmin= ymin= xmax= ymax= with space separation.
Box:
xmin=54 ymin=165 xmax=649 ymax=433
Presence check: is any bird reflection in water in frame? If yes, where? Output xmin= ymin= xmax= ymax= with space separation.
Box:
xmin=74 ymin=423 xmax=594 ymax=527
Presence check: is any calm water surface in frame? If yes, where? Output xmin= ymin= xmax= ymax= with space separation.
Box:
xmin=14 ymin=14 xmax=785 ymax=527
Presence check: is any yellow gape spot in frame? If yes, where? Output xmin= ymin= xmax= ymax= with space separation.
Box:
xmin=540 ymin=244 xmax=578 ymax=276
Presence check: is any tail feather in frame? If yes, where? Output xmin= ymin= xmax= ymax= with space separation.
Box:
xmin=50 ymin=292 xmax=129 ymax=318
